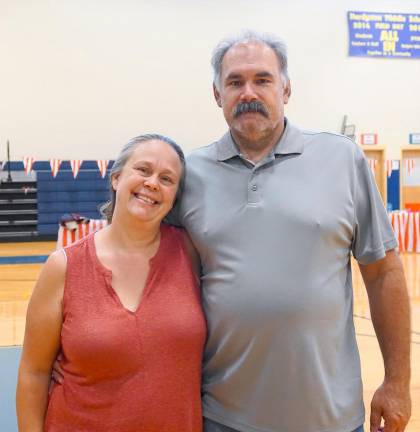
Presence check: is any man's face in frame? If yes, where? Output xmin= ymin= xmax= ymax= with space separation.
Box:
xmin=214 ymin=41 xmax=291 ymax=145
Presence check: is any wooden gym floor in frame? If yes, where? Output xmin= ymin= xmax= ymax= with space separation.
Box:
xmin=0 ymin=242 xmax=419 ymax=431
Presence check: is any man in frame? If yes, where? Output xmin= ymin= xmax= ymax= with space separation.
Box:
xmin=175 ymin=31 xmax=411 ymax=432
xmin=52 ymin=30 xmax=410 ymax=432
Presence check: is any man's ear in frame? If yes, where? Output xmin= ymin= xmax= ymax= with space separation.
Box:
xmin=213 ymin=83 xmax=222 ymax=108
xmin=283 ymin=80 xmax=291 ymax=104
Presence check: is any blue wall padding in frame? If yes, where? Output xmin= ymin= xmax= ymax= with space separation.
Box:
xmin=38 ymin=212 xmax=102 ymax=224
xmin=37 ymin=171 xmax=111 ymax=181
xmin=1 ymin=161 xmax=113 ymax=235
xmin=387 ymin=164 xmax=400 ymax=211
xmin=37 ymin=191 xmax=109 ymax=202
xmin=37 ymin=181 xmax=108 ymax=192
xmin=21 ymin=161 xmax=115 ymax=235
xmin=38 ymin=202 xmax=104 ymax=212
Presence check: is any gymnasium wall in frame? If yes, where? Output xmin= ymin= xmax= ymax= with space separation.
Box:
xmin=0 ymin=0 xmax=419 ymax=161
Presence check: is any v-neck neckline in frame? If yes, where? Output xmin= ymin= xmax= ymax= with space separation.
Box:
xmin=89 ymin=224 xmax=166 ymax=314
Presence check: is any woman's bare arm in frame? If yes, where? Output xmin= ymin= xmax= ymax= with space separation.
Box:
xmin=16 ymin=250 xmax=66 ymax=432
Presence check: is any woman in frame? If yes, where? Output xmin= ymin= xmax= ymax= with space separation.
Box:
xmin=16 ymin=134 xmax=206 ymax=432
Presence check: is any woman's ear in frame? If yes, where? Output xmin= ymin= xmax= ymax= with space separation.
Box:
xmin=111 ymin=174 xmax=119 ymax=191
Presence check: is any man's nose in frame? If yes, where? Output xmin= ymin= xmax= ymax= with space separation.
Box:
xmin=239 ymin=82 xmax=258 ymax=101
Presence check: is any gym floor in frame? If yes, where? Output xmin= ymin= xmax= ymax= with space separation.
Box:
xmin=0 ymin=242 xmax=419 ymax=431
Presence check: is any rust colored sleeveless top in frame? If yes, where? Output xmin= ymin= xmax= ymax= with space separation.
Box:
xmin=45 ymin=224 xmax=206 ymax=432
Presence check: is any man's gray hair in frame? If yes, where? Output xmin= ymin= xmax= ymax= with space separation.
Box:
xmin=211 ymin=30 xmax=289 ymax=89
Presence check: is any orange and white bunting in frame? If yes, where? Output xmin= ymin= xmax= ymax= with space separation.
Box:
xmin=70 ymin=160 xmax=83 ymax=178
xmin=388 ymin=211 xmax=408 ymax=252
xmin=405 ymin=211 xmax=420 ymax=254
xmin=23 ymin=156 xmax=35 ymax=175
xmin=367 ymin=158 xmax=377 ymax=175
xmin=405 ymin=159 xmax=415 ymax=176
xmin=57 ymin=219 xmax=108 ymax=248
xmin=385 ymin=160 xmax=393 ymax=178
xmin=388 ymin=210 xmax=420 ymax=253
xmin=97 ymin=160 xmax=109 ymax=178
xmin=50 ymin=159 xmax=61 ymax=178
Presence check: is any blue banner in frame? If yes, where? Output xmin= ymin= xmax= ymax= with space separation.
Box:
xmin=348 ymin=11 xmax=420 ymax=58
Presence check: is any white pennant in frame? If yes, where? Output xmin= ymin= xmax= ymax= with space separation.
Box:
xmin=385 ymin=160 xmax=393 ymax=178
xmin=405 ymin=159 xmax=415 ymax=176
xmin=367 ymin=158 xmax=377 ymax=175
xmin=50 ymin=159 xmax=61 ymax=178
xmin=23 ymin=156 xmax=35 ymax=175
xmin=97 ymin=160 xmax=109 ymax=178
xmin=70 ymin=160 xmax=83 ymax=179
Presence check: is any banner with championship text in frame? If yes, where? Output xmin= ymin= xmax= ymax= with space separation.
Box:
xmin=348 ymin=11 xmax=420 ymax=59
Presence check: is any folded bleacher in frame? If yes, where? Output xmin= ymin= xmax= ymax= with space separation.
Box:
xmin=0 ymin=161 xmax=112 ymax=241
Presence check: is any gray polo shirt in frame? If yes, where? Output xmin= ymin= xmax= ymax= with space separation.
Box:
xmin=175 ymin=120 xmax=397 ymax=432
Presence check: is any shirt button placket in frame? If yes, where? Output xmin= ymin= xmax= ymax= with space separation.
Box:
xmin=248 ymin=170 xmax=260 ymax=204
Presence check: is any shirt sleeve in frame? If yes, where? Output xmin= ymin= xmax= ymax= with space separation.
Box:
xmin=351 ymin=150 xmax=398 ymax=264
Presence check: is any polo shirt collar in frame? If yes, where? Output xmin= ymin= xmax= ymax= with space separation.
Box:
xmin=273 ymin=119 xmax=304 ymax=156
xmin=216 ymin=118 xmax=304 ymax=161
xmin=216 ymin=131 xmax=239 ymax=161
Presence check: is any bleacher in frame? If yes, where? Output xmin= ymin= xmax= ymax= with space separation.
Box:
xmin=0 ymin=161 xmax=112 ymax=242
xmin=0 ymin=169 xmax=38 ymax=241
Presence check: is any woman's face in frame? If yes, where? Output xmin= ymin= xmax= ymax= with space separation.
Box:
xmin=112 ymin=140 xmax=183 ymax=224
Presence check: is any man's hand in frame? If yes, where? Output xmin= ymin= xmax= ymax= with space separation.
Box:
xmin=51 ymin=353 xmax=64 ymax=385
xmin=359 ymin=250 xmax=411 ymax=432
xmin=370 ymin=380 xmax=411 ymax=432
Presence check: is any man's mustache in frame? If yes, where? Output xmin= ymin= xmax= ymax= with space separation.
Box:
xmin=233 ymin=101 xmax=269 ymax=118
